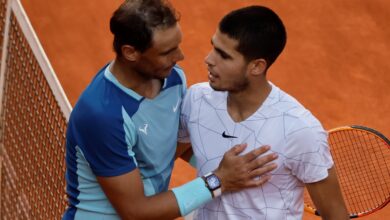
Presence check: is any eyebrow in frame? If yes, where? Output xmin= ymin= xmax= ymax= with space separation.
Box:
xmin=159 ymin=46 xmax=178 ymax=55
xmin=211 ymin=39 xmax=232 ymax=59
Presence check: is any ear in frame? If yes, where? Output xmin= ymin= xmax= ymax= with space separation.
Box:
xmin=121 ymin=45 xmax=139 ymax=61
xmin=248 ymin=58 xmax=267 ymax=76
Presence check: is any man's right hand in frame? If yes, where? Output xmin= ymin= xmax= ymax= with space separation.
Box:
xmin=213 ymin=143 xmax=278 ymax=192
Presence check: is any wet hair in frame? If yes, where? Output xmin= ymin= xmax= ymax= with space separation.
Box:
xmin=219 ymin=6 xmax=286 ymax=68
xmin=110 ymin=0 xmax=179 ymax=56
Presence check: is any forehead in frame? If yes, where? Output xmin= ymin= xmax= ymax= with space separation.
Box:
xmin=149 ymin=23 xmax=182 ymax=53
xmin=212 ymin=29 xmax=240 ymax=55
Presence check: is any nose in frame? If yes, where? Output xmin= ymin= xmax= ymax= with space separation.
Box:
xmin=174 ymin=48 xmax=184 ymax=62
xmin=204 ymin=51 xmax=215 ymax=66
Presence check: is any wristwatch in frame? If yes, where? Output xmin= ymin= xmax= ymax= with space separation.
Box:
xmin=202 ymin=172 xmax=222 ymax=198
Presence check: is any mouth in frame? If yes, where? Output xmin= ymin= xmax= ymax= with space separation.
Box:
xmin=208 ymin=70 xmax=218 ymax=81
xmin=166 ymin=64 xmax=175 ymax=71
xmin=161 ymin=64 xmax=176 ymax=75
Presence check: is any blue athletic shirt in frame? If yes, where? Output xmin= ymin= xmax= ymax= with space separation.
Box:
xmin=63 ymin=63 xmax=186 ymax=220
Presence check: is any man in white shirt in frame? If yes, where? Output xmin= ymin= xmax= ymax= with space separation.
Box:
xmin=179 ymin=5 xmax=348 ymax=220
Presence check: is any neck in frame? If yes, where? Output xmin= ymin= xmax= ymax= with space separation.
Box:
xmin=227 ymin=78 xmax=271 ymax=122
xmin=110 ymin=58 xmax=162 ymax=99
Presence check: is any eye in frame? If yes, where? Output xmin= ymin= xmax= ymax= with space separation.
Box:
xmin=219 ymin=52 xmax=229 ymax=59
xmin=160 ymin=47 xmax=178 ymax=56
xmin=215 ymin=48 xmax=231 ymax=60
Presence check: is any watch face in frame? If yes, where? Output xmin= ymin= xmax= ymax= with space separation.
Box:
xmin=207 ymin=175 xmax=221 ymax=190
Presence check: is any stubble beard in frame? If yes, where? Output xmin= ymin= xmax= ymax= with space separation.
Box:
xmin=210 ymin=77 xmax=249 ymax=93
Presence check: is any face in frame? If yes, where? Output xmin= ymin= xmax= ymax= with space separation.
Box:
xmin=205 ymin=29 xmax=249 ymax=92
xmin=134 ymin=23 xmax=184 ymax=79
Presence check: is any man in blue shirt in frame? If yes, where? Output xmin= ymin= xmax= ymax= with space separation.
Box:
xmin=63 ymin=1 xmax=277 ymax=219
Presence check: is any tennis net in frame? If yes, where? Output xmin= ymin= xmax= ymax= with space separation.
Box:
xmin=0 ymin=0 xmax=72 ymax=219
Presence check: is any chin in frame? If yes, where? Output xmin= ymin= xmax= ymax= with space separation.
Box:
xmin=162 ymin=67 xmax=175 ymax=78
xmin=155 ymin=70 xmax=172 ymax=80
xmin=209 ymin=82 xmax=224 ymax=91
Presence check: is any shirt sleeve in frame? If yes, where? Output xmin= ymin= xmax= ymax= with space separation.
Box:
xmin=72 ymin=105 xmax=138 ymax=177
xmin=283 ymin=125 xmax=334 ymax=183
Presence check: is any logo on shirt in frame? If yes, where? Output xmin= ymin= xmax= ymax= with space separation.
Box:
xmin=173 ymin=99 xmax=180 ymax=112
xmin=222 ymin=131 xmax=237 ymax=138
xmin=139 ymin=123 xmax=148 ymax=135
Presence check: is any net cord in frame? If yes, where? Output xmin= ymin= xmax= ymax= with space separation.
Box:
xmin=0 ymin=0 xmax=12 ymax=125
xmin=0 ymin=0 xmax=72 ymax=125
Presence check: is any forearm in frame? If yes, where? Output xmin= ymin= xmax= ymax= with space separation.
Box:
xmin=121 ymin=191 xmax=180 ymax=220
xmin=127 ymin=178 xmax=212 ymax=219
xmin=98 ymin=170 xmax=211 ymax=220
xmin=320 ymin=206 xmax=349 ymax=220
xmin=132 ymin=177 xmax=213 ymax=219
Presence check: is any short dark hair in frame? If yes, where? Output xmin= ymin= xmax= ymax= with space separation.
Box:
xmin=110 ymin=0 xmax=179 ymax=56
xmin=219 ymin=6 xmax=286 ymax=68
